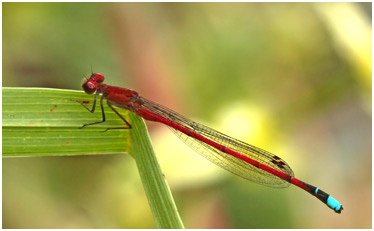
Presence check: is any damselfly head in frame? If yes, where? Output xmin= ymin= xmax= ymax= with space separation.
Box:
xmin=81 ymin=73 xmax=105 ymax=94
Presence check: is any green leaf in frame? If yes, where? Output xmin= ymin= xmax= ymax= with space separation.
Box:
xmin=2 ymin=87 xmax=184 ymax=229
xmin=129 ymin=114 xmax=184 ymax=229
xmin=3 ymin=87 xmax=130 ymax=156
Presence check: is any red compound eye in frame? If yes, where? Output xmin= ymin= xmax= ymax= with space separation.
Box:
xmin=91 ymin=73 xmax=104 ymax=83
xmin=82 ymin=81 xmax=97 ymax=94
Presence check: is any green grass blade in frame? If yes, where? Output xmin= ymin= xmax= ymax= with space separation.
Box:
xmin=128 ymin=113 xmax=184 ymax=229
xmin=3 ymin=87 xmax=132 ymax=156
xmin=2 ymin=87 xmax=184 ymax=228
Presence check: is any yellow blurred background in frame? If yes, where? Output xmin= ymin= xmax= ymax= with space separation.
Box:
xmin=2 ymin=2 xmax=371 ymax=228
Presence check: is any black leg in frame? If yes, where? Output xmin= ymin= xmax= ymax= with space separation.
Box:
xmin=102 ymin=102 xmax=132 ymax=132
xmin=73 ymin=94 xmax=107 ymax=129
xmin=71 ymin=91 xmax=100 ymax=113
xmin=72 ymin=93 xmax=132 ymax=131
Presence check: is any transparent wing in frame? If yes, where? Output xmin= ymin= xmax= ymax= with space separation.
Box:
xmin=140 ymin=97 xmax=294 ymax=188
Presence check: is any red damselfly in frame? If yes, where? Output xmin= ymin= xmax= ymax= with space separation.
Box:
xmin=73 ymin=73 xmax=343 ymax=213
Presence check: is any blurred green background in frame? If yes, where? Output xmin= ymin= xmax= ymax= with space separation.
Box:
xmin=2 ymin=2 xmax=371 ymax=228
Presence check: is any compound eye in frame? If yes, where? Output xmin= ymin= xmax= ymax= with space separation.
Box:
xmin=82 ymin=81 xmax=97 ymax=94
xmin=91 ymin=73 xmax=104 ymax=83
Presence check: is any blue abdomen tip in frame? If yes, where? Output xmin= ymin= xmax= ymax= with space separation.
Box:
xmin=327 ymin=196 xmax=342 ymax=213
